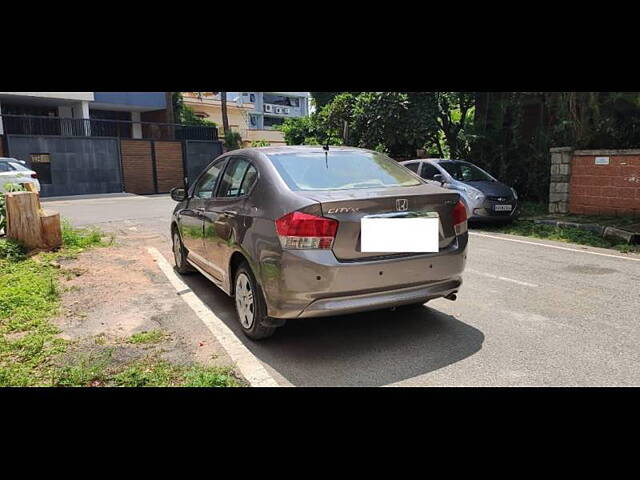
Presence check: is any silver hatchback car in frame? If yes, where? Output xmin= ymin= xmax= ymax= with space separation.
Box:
xmin=171 ymin=146 xmax=468 ymax=339
xmin=401 ymin=159 xmax=519 ymax=222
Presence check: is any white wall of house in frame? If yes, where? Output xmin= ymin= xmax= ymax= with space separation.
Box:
xmin=0 ymin=92 xmax=95 ymax=102
xmin=131 ymin=111 xmax=142 ymax=139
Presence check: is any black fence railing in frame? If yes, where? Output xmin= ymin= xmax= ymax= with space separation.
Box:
xmin=0 ymin=114 xmax=218 ymax=141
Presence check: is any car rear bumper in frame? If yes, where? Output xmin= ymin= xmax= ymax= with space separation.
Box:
xmin=297 ymin=277 xmax=462 ymax=318
xmin=261 ymin=234 xmax=468 ymax=319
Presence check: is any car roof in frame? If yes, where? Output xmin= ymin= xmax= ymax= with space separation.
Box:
xmin=400 ymin=158 xmax=467 ymax=163
xmin=229 ymin=145 xmax=379 ymax=156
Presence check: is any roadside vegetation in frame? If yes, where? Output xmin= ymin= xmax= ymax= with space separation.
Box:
xmin=0 ymin=223 xmax=241 ymax=387
xmin=127 ymin=330 xmax=167 ymax=345
xmin=476 ymin=201 xmax=640 ymax=254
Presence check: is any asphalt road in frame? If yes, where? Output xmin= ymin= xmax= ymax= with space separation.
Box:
xmin=46 ymin=193 xmax=640 ymax=386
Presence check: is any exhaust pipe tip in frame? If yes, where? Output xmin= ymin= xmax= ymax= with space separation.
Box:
xmin=445 ymin=292 xmax=457 ymax=301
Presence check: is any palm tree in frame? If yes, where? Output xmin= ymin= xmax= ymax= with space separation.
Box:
xmin=220 ymin=92 xmax=230 ymax=138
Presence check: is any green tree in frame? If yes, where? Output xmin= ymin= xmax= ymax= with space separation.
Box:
xmin=348 ymin=92 xmax=439 ymax=157
xmin=432 ymin=92 xmax=476 ymax=159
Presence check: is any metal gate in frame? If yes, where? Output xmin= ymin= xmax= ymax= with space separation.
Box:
xmin=120 ymin=139 xmax=185 ymax=194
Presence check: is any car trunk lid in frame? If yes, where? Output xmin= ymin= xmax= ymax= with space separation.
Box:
xmin=296 ymin=184 xmax=461 ymax=261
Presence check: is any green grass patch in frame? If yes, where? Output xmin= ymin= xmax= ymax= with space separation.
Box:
xmin=1 ymin=223 xmax=240 ymax=387
xmin=0 ymin=223 xmax=106 ymax=386
xmin=113 ymin=360 xmax=240 ymax=387
xmin=0 ymin=255 xmax=67 ymax=386
xmin=518 ymin=201 xmax=550 ymax=218
xmin=52 ymin=351 xmax=241 ymax=387
xmin=127 ymin=330 xmax=168 ymax=345
xmin=479 ymin=220 xmax=640 ymax=253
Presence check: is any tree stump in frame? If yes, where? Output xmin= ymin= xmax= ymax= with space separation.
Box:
xmin=5 ymin=191 xmax=62 ymax=251
xmin=40 ymin=210 xmax=62 ymax=250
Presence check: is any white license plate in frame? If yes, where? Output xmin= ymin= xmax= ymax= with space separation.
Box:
xmin=360 ymin=216 xmax=439 ymax=253
xmin=494 ymin=204 xmax=512 ymax=211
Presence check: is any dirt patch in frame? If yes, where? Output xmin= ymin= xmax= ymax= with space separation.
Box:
xmin=51 ymin=229 xmax=236 ymax=371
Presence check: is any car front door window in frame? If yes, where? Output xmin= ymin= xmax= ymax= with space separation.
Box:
xmin=421 ymin=163 xmax=441 ymax=180
xmin=194 ymin=160 xmax=226 ymax=199
xmin=405 ymin=162 xmax=420 ymax=173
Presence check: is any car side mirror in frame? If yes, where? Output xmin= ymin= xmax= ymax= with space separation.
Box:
xmin=170 ymin=187 xmax=187 ymax=202
xmin=432 ymin=174 xmax=445 ymax=185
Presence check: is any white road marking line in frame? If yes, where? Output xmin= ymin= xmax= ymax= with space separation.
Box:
xmin=466 ymin=268 xmax=539 ymax=287
xmin=470 ymin=232 xmax=640 ymax=262
xmin=147 ymin=247 xmax=279 ymax=387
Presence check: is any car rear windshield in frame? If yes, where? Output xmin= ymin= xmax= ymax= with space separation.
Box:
xmin=267 ymin=151 xmax=422 ymax=191
xmin=8 ymin=161 xmax=30 ymax=172
xmin=438 ymin=161 xmax=494 ymax=182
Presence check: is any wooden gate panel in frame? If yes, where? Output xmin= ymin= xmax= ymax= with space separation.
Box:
xmin=120 ymin=140 xmax=154 ymax=194
xmin=154 ymin=141 xmax=184 ymax=193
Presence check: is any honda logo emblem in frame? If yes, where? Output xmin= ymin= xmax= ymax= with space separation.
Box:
xmin=396 ymin=199 xmax=408 ymax=211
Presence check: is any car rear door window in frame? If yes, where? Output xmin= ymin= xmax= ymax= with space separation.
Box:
xmin=194 ymin=159 xmax=226 ymax=199
xmin=0 ymin=162 xmax=14 ymax=172
xmin=217 ymin=157 xmax=251 ymax=198
xmin=239 ymin=164 xmax=258 ymax=196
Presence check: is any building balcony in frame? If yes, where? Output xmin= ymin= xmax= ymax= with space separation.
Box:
xmin=0 ymin=114 xmax=218 ymax=141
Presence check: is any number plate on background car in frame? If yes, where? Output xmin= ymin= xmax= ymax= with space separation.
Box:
xmin=360 ymin=217 xmax=439 ymax=252
xmin=494 ymin=204 xmax=513 ymax=211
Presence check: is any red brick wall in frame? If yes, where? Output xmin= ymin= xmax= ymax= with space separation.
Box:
xmin=121 ymin=140 xmax=155 ymax=194
xmin=570 ymin=153 xmax=640 ymax=215
xmin=154 ymin=141 xmax=184 ymax=193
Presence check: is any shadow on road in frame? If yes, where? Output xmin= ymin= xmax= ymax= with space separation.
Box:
xmin=181 ymin=272 xmax=484 ymax=387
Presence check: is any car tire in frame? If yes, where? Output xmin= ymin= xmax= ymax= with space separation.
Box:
xmin=172 ymin=229 xmax=194 ymax=275
xmin=234 ymin=262 xmax=277 ymax=340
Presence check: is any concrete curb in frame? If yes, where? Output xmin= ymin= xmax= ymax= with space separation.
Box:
xmin=147 ymin=246 xmax=280 ymax=387
xmin=533 ymin=219 xmax=639 ymax=244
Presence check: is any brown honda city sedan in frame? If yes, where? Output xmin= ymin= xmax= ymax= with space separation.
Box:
xmin=170 ymin=146 xmax=468 ymax=339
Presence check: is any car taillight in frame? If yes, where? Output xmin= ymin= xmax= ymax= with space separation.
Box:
xmin=453 ymin=200 xmax=468 ymax=235
xmin=275 ymin=211 xmax=338 ymax=249
xmin=31 ymin=173 xmax=38 ymax=179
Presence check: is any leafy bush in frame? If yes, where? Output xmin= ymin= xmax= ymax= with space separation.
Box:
xmin=249 ymin=139 xmax=270 ymax=147
xmin=224 ymin=131 xmax=243 ymax=151
xmin=0 ymin=239 xmax=25 ymax=261
xmin=0 ymin=183 xmax=26 ymax=233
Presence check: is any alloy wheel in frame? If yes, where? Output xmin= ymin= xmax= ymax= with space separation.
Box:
xmin=235 ymin=272 xmax=255 ymax=329
xmin=173 ymin=232 xmax=183 ymax=266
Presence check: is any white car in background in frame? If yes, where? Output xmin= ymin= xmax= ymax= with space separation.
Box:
xmin=0 ymin=157 xmax=41 ymax=193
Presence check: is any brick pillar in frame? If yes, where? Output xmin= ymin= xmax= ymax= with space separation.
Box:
xmin=549 ymin=147 xmax=573 ymax=213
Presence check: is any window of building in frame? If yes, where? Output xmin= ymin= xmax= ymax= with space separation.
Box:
xmin=263 ymin=94 xmax=300 ymax=107
xmin=264 ymin=117 xmax=285 ymax=128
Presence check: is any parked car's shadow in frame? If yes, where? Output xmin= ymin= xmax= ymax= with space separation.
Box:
xmin=180 ymin=271 xmax=484 ymax=387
